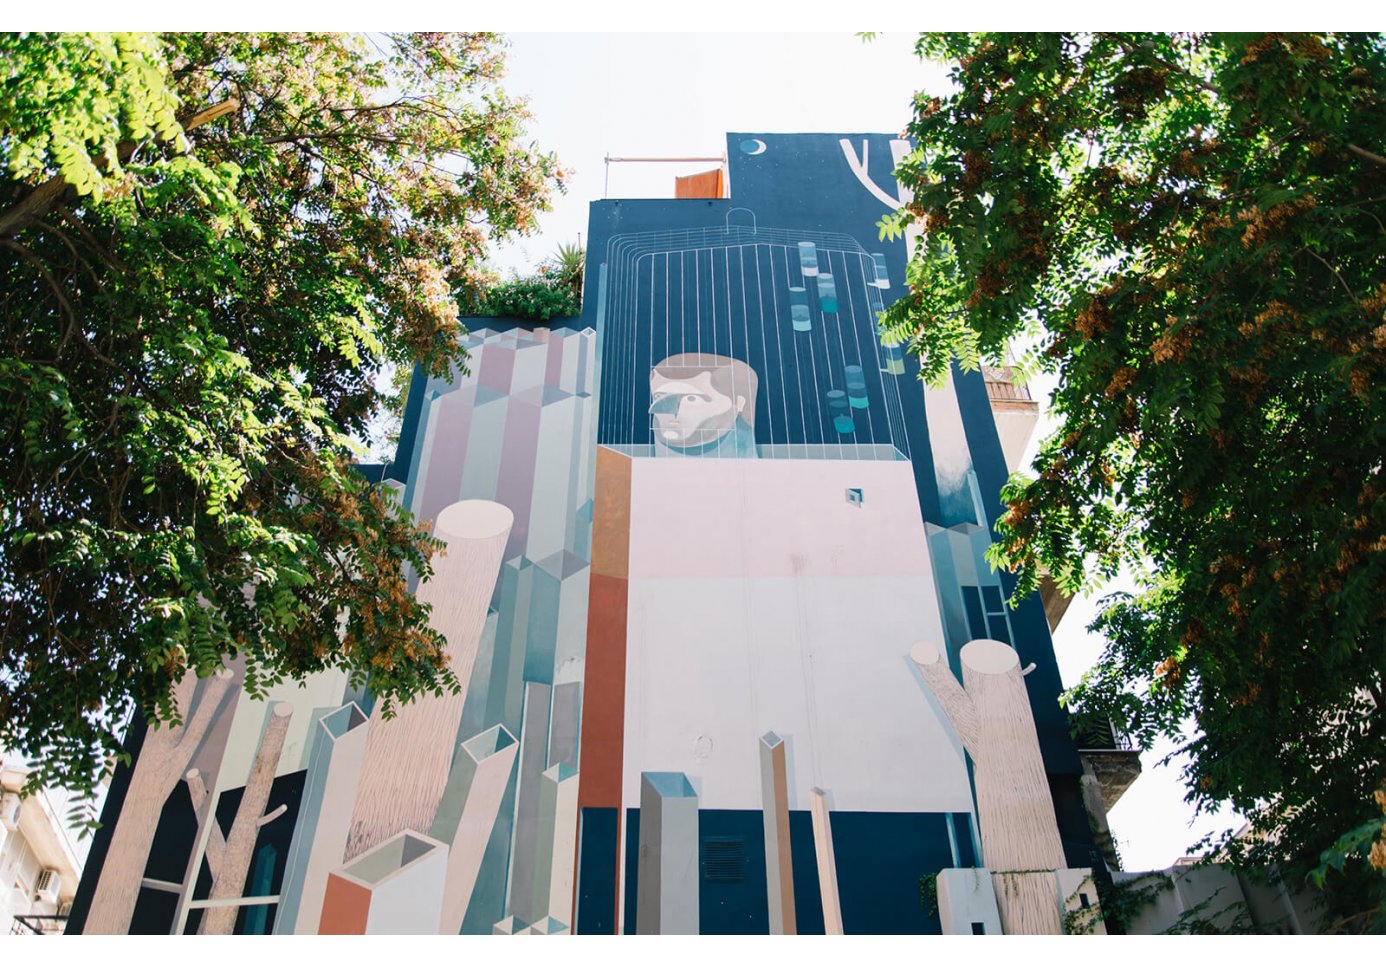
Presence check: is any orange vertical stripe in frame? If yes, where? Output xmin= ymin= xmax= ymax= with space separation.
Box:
xmin=318 ymin=874 xmax=370 ymax=934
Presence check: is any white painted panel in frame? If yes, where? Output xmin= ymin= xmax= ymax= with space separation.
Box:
xmin=622 ymin=575 xmax=969 ymax=813
xmin=627 ymin=457 xmax=935 ymax=580
xmin=217 ymin=668 xmax=347 ymax=791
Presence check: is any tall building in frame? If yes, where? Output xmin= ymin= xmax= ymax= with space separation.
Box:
xmin=69 ymin=132 xmax=1105 ymax=935
xmin=1 ymin=753 xmax=83 ymax=934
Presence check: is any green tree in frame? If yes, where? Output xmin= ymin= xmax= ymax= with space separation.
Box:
xmin=0 ymin=32 xmax=563 ymax=800
xmin=549 ymin=240 xmax=586 ymax=301
xmin=882 ymin=32 xmax=1386 ymax=926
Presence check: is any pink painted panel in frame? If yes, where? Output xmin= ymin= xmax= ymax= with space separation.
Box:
xmin=626 ymin=458 xmax=933 ymax=579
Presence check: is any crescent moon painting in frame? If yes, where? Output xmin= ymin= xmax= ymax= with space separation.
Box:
xmin=739 ymin=138 xmax=767 ymax=155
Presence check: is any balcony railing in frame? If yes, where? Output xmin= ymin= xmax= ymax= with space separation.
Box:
xmin=1069 ymin=710 xmax=1136 ymax=752
xmin=11 ymin=913 xmax=68 ymax=935
xmin=982 ymin=365 xmax=1034 ymax=403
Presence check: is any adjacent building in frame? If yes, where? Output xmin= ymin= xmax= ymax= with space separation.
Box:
xmin=1 ymin=753 xmax=83 ymax=934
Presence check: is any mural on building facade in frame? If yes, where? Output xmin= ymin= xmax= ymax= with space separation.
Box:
xmin=70 ymin=133 xmax=1100 ymax=936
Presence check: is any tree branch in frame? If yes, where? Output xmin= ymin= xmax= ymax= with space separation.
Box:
xmin=0 ymin=98 xmax=240 ymax=239
xmin=1346 ymin=143 xmax=1386 ymax=168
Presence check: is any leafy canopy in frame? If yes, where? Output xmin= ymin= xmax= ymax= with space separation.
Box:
xmin=0 ymin=32 xmax=562 ymax=799
xmin=883 ymin=32 xmax=1386 ymax=924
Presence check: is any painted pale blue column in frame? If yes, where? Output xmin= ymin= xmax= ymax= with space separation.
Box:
xmin=275 ymin=702 xmax=369 ymax=934
xmin=797 ymin=241 xmax=819 ymax=278
xmin=507 ymin=681 xmax=553 ymax=924
xmin=636 ymin=772 xmax=700 ymax=935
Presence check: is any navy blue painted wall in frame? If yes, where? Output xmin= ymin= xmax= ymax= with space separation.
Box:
xmin=615 ymin=808 xmax=957 ymax=935
xmin=576 ymin=807 xmax=620 ymax=935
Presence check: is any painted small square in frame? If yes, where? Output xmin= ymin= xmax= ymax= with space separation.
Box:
xmin=845 ymin=487 xmax=863 ymax=507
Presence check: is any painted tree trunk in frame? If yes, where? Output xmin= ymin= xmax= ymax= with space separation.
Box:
xmin=199 ymin=702 xmax=293 ymax=934
xmin=184 ymin=769 xmax=228 ymax=878
xmin=83 ymin=670 xmax=236 ymax=934
xmin=345 ymin=500 xmax=513 ymax=860
xmin=911 ymin=639 xmax=1066 ymax=935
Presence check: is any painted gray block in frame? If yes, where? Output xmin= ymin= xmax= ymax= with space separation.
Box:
xmin=636 ymin=772 xmax=700 ymax=935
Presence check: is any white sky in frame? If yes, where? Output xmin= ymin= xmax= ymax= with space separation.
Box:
xmin=493 ymin=31 xmax=1243 ymax=872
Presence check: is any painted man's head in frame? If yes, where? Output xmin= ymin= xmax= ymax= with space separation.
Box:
xmin=648 ymin=353 xmax=758 ymax=451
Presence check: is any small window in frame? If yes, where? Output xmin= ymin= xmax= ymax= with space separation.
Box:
xmin=971 ymin=921 xmax=986 ymax=935
xmin=1079 ymin=892 xmax=1091 ymax=909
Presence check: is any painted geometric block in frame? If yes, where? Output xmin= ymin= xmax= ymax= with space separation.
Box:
xmin=319 ymin=831 xmax=447 ymax=935
xmin=809 ymin=787 xmax=844 ymax=935
xmin=276 ymin=702 xmax=370 ymax=935
xmin=758 ymin=732 xmax=796 ymax=935
xmin=430 ymin=725 xmax=520 ymax=934
xmin=636 ymin=772 xmax=700 ymax=935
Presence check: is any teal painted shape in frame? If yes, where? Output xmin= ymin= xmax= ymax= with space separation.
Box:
xmin=487 ymin=556 xmax=535 ymax=733
xmin=522 ymin=567 xmax=562 ymax=685
xmin=457 ymin=608 xmax=501 ymax=742
xmin=243 ymin=843 xmax=277 ymax=934
xmin=884 ymin=343 xmax=906 ymax=376
xmin=817 ymin=273 xmax=838 ymax=314
xmin=845 ymin=365 xmax=869 ymax=409
xmin=643 ymin=772 xmax=697 ymax=799
xmin=789 ymin=286 xmax=811 ymax=331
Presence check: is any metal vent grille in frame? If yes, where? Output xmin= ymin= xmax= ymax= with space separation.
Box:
xmin=701 ymin=837 xmax=747 ymax=883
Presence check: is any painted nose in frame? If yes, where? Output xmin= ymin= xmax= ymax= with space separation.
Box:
xmin=649 ymin=395 xmax=681 ymax=415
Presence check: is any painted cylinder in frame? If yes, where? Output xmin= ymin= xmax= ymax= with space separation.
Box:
xmin=797 ymin=241 xmax=819 ymax=278
xmin=817 ymin=273 xmax=838 ymax=314
xmin=870 ymin=252 xmax=890 ymax=289
xmin=789 ymin=286 xmax=811 ymax=332
xmin=826 ymin=390 xmax=854 ymax=435
xmin=844 ymin=365 xmax=869 ymax=409
xmin=884 ymin=343 xmax=906 ymax=376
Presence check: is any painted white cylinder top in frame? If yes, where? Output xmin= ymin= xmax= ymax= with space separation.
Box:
xmin=433 ymin=499 xmax=514 ymax=544
xmin=959 ymin=639 xmax=1020 ymax=675
xmin=909 ymin=640 xmax=943 ymax=667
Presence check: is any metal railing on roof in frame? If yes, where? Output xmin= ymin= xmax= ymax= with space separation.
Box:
xmin=603 ymin=153 xmax=728 ymax=198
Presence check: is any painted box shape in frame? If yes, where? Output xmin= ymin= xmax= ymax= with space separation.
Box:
xmin=319 ymin=831 xmax=446 ymax=934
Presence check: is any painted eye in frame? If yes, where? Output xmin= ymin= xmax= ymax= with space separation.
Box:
xmin=685 ymin=394 xmax=704 ymax=403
